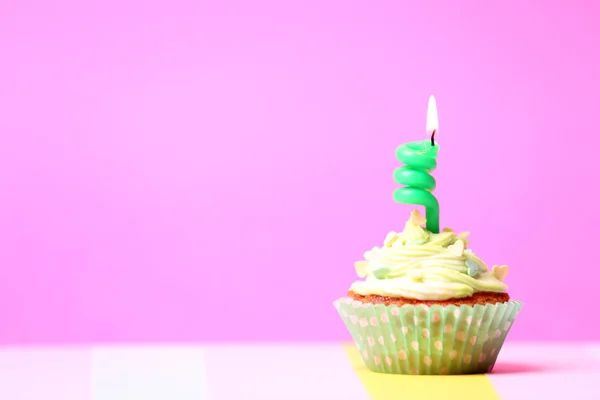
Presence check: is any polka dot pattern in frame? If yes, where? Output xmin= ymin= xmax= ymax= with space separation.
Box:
xmin=334 ymin=297 xmax=522 ymax=375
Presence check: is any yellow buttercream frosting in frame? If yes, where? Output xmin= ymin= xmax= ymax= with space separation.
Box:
xmin=349 ymin=210 xmax=509 ymax=300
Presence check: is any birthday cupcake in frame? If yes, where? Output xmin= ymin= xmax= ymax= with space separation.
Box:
xmin=333 ymin=209 xmax=522 ymax=375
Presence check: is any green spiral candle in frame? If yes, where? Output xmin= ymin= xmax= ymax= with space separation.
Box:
xmin=392 ymin=96 xmax=440 ymax=233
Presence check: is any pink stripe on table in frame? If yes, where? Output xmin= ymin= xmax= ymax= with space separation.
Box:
xmin=487 ymin=343 xmax=600 ymax=400
xmin=204 ymin=344 xmax=368 ymax=400
xmin=0 ymin=347 xmax=91 ymax=400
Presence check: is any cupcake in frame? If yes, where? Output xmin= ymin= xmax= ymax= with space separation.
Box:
xmin=334 ymin=209 xmax=522 ymax=375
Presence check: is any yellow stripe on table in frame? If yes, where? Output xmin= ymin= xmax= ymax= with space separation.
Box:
xmin=343 ymin=345 xmax=500 ymax=400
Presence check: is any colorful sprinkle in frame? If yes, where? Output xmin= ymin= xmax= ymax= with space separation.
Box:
xmin=448 ymin=239 xmax=465 ymax=256
xmin=492 ymin=264 xmax=509 ymax=280
xmin=373 ymin=267 xmax=390 ymax=279
xmin=466 ymin=259 xmax=480 ymax=277
xmin=409 ymin=209 xmax=427 ymax=226
xmin=354 ymin=261 xmax=368 ymax=278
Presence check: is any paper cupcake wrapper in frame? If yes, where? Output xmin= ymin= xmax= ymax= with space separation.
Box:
xmin=334 ymin=298 xmax=522 ymax=375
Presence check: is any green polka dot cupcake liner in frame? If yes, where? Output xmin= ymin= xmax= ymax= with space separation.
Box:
xmin=334 ymin=298 xmax=522 ymax=375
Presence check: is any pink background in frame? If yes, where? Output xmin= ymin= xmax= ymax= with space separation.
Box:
xmin=0 ymin=0 xmax=598 ymax=344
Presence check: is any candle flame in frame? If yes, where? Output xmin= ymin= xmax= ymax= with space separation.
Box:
xmin=426 ymin=95 xmax=439 ymax=135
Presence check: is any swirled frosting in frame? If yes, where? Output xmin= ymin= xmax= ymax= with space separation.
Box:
xmin=349 ymin=210 xmax=509 ymax=300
